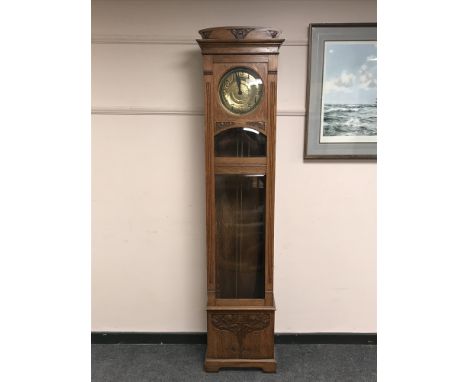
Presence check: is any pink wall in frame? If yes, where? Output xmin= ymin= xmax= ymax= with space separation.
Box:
xmin=92 ymin=0 xmax=376 ymax=332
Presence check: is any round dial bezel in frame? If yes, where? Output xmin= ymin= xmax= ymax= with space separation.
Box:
xmin=218 ymin=67 xmax=264 ymax=115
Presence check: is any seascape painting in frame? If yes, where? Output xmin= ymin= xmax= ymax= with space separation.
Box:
xmin=320 ymin=41 xmax=377 ymax=143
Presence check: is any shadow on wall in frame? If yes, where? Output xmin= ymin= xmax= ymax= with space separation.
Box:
xmin=180 ymin=47 xmax=204 ymax=112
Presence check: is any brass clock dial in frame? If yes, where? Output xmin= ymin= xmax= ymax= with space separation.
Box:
xmin=218 ymin=67 xmax=264 ymax=115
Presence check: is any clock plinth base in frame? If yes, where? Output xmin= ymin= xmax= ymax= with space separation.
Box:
xmin=204 ymin=358 xmax=277 ymax=373
xmin=205 ymin=306 xmax=276 ymax=372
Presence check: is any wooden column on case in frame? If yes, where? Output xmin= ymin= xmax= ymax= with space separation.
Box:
xmin=197 ymin=27 xmax=284 ymax=373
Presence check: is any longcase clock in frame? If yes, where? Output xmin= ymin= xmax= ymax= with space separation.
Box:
xmin=197 ymin=26 xmax=284 ymax=373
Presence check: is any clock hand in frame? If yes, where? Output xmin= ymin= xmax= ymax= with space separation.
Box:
xmin=235 ymin=73 xmax=242 ymax=95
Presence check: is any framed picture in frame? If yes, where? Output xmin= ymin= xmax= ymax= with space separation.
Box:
xmin=304 ymin=23 xmax=377 ymax=159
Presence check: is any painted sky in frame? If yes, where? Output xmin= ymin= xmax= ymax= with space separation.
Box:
xmin=322 ymin=41 xmax=377 ymax=105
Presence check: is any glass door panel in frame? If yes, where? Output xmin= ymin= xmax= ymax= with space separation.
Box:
xmin=215 ymin=128 xmax=266 ymax=157
xmin=215 ymin=174 xmax=265 ymax=299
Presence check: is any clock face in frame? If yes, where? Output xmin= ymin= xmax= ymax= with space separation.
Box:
xmin=218 ymin=67 xmax=264 ymax=115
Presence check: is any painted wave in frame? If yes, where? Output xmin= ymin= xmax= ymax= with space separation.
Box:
xmin=323 ymin=104 xmax=377 ymax=136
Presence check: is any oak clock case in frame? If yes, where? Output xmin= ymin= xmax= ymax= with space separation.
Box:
xmin=197 ymin=27 xmax=284 ymax=373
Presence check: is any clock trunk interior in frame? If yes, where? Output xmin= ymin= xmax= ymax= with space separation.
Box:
xmin=197 ymin=27 xmax=284 ymax=373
